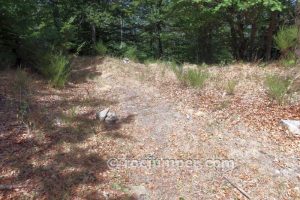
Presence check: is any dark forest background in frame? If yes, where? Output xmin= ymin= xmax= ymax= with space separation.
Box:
xmin=1 ymin=0 xmax=299 ymax=85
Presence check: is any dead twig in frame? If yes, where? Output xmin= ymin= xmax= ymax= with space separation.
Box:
xmin=223 ymin=176 xmax=251 ymax=200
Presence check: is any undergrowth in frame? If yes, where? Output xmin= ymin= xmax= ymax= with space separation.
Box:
xmin=40 ymin=53 xmax=71 ymax=88
xmin=265 ymin=75 xmax=291 ymax=105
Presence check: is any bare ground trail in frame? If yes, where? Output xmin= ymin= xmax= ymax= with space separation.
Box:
xmin=0 ymin=57 xmax=300 ymax=199
xmin=94 ymin=58 xmax=300 ymax=199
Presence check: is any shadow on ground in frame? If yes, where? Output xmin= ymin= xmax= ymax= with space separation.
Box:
xmin=0 ymin=68 xmax=136 ymax=199
xmin=69 ymin=56 xmax=104 ymax=84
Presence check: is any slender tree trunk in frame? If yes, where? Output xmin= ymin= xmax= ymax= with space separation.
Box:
xmin=156 ymin=23 xmax=163 ymax=58
xmin=249 ymin=19 xmax=258 ymax=61
xmin=120 ymin=17 xmax=123 ymax=48
xmin=236 ymin=19 xmax=246 ymax=60
xmin=91 ymin=24 xmax=96 ymax=45
xmin=227 ymin=17 xmax=239 ymax=59
xmin=295 ymin=1 xmax=300 ymax=59
xmin=265 ymin=12 xmax=277 ymax=60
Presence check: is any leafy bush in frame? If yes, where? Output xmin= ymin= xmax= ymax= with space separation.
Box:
xmin=182 ymin=69 xmax=209 ymax=88
xmin=94 ymin=41 xmax=108 ymax=55
xmin=40 ymin=53 xmax=71 ymax=88
xmin=225 ymin=80 xmax=238 ymax=95
xmin=265 ymin=75 xmax=291 ymax=104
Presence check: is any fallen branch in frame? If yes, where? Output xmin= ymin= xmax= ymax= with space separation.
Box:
xmin=223 ymin=177 xmax=251 ymax=200
xmin=0 ymin=184 xmax=24 ymax=190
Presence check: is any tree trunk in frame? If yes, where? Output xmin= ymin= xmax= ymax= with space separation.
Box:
xmin=249 ymin=22 xmax=257 ymax=61
xmin=295 ymin=1 xmax=300 ymax=59
xmin=227 ymin=17 xmax=239 ymax=59
xmin=156 ymin=23 xmax=163 ymax=58
xmin=120 ymin=17 xmax=123 ymax=48
xmin=236 ymin=18 xmax=246 ymax=60
xmin=265 ymin=12 xmax=277 ymax=60
xmin=91 ymin=24 xmax=96 ymax=45
xmin=156 ymin=0 xmax=163 ymax=58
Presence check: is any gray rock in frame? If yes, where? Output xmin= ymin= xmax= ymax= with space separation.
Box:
xmin=281 ymin=120 xmax=300 ymax=136
xmin=96 ymin=108 xmax=110 ymax=121
xmin=54 ymin=117 xmax=62 ymax=126
xmin=129 ymin=185 xmax=149 ymax=200
xmin=105 ymin=111 xmax=118 ymax=124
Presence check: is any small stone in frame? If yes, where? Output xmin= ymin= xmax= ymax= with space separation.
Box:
xmin=96 ymin=108 xmax=110 ymax=121
xmin=105 ymin=112 xmax=118 ymax=124
xmin=53 ymin=117 xmax=62 ymax=126
xmin=123 ymin=58 xmax=130 ymax=64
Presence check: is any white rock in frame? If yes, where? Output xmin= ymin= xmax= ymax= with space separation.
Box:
xmin=130 ymin=185 xmax=149 ymax=199
xmin=96 ymin=108 xmax=110 ymax=121
xmin=123 ymin=58 xmax=130 ymax=64
xmin=105 ymin=111 xmax=118 ymax=124
xmin=281 ymin=120 xmax=300 ymax=136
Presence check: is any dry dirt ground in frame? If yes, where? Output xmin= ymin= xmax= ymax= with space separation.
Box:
xmin=0 ymin=57 xmax=300 ymax=199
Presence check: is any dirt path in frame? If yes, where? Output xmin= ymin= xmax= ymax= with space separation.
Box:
xmin=1 ymin=58 xmax=299 ymax=199
xmin=96 ymin=59 xmax=300 ymax=199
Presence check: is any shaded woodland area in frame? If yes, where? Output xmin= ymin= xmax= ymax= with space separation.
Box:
xmin=1 ymin=0 xmax=300 ymax=69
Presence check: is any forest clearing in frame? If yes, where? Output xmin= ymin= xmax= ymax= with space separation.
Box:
xmin=0 ymin=57 xmax=300 ymax=199
xmin=1 ymin=0 xmax=300 ymax=199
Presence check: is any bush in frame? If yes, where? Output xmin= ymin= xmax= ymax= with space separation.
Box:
xmin=94 ymin=41 xmax=108 ymax=55
xmin=124 ymin=46 xmax=138 ymax=61
xmin=40 ymin=53 xmax=71 ymax=88
xmin=274 ymin=26 xmax=299 ymax=53
xmin=182 ymin=69 xmax=209 ymax=88
xmin=265 ymin=75 xmax=291 ymax=104
xmin=274 ymin=26 xmax=299 ymax=67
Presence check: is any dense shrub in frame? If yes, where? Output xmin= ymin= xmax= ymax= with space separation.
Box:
xmin=40 ymin=53 xmax=71 ymax=88
xmin=274 ymin=26 xmax=299 ymax=67
xmin=274 ymin=26 xmax=299 ymax=53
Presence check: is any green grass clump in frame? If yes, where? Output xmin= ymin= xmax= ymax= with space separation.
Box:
xmin=182 ymin=69 xmax=209 ymax=88
xmin=94 ymin=41 xmax=108 ymax=55
xmin=41 ymin=53 xmax=71 ymax=88
xmin=124 ymin=46 xmax=138 ymax=61
xmin=280 ymin=52 xmax=297 ymax=68
xmin=225 ymin=80 xmax=238 ymax=95
xmin=265 ymin=75 xmax=291 ymax=104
